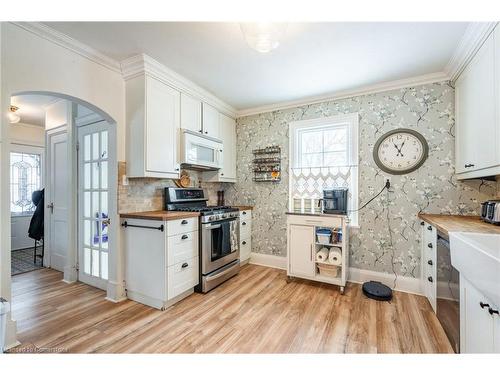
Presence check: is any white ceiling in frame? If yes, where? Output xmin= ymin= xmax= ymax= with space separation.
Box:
xmin=43 ymin=22 xmax=468 ymax=110
xmin=11 ymin=94 xmax=58 ymax=127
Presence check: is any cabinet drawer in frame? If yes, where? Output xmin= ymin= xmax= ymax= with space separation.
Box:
xmin=167 ymin=256 xmax=199 ymax=300
xmin=240 ymin=219 xmax=251 ymax=238
xmin=167 ymin=231 xmax=199 ymax=266
xmin=167 ymin=217 xmax=198 ymax=236
xmin=287 ymin=214 xmax=342 ymax=228
xmin=240 ymin=238 xmax=251 ymax=262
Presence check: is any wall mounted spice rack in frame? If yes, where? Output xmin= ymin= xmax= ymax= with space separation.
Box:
xmin=252 ymin=146 xmax=282 ymax=182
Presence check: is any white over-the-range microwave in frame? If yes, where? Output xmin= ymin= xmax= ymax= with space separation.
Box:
xmin=180 ymin=130 xmax=224 ymax=171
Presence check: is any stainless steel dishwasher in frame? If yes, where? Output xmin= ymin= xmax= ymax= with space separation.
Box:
xmin=436 ymin=234 xmax=460 ymax=353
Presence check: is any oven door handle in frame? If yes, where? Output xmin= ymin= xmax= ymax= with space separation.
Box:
xmin=203 ymin=218 xmax=237 ymax=229
xmin=205 ymin=223 xmax=222 ymax=230
xmin=205 ymin=264 xmax=238 ymax=282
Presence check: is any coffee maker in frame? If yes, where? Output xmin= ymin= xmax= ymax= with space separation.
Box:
xmin=319 ymin=189 xmax=348 ymax=215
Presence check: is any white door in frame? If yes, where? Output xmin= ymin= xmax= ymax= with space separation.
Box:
xmin=47 ymin=130 xmax=69 ymax=271
xmin=78 ymin=121 xmax=114 ymax=290
xmin=288 ymin=225 xmax=315 ymax=278
xmin=180 ymin=93 xmax=202 ymax=133
xmin=202 ymin=103 xmax=219 ymax=138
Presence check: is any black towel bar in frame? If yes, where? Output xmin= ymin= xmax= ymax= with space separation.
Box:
xmin=121 ymin=221 xmax=164 ymax=232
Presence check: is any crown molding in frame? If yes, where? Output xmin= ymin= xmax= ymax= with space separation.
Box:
xmin=121 ymin=54 xmax=238 ymax=118
xmin=444 ymin=22 xmax=497 ymax=82
xmin=236 ymin=71 xmax=450 ymax=118
xmin=11 ymin=22 xmax=122 ymax=74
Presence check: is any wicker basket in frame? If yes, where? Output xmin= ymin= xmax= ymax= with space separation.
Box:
xmin=317 ymin=263 xmax=340 ymax=278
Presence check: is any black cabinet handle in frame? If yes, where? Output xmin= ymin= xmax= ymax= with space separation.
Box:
xmin=204 ymin=131 xmax=208 ymax=134
xmin=181 ymin=234 xmax=188 ymax=240
xmin=242 ymin=211 xmax=247 ymax=215
xmin=489 ymin=307 xmax=499 ymax=315
xmin=221 ymin=173 xmax=224 ymax=176
xmin=242 ymin=241 xmax=247 ymax=245
xmin=480 ymin=302 xmax=490 ymax=309
xmin=199 ymin=130 xmax=203 ymax=133
xmin=427 ymin=225 xmax=432 ymax=231
xmin=420 ymin=221 xmax=425 ymax=226
xmin=242 ymin=222 xmax=246 ymax=225
xmin=464 ymin=163 xmax=475 ymax=168
xmin=427 ymin=243 xmax=433 ymax=248
xmin=181 ymin=262 xmax=188 ymax=269
xmin=181 ymin=220 xmax=188 ymax=225
xmin=428 ymin=276 xmax=433 ymax=283
xmin=175 ymin=168 xmax=180 ymax=171
xmin=427 ymin=260 xmax=433 ymax=265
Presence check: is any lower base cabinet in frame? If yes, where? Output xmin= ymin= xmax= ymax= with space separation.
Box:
xmin=239 ymin=210 xmax=252 ymax=263
xmin=123 ymin=217 xmax=199 ymax=310
xmin=460 ymin=275 xmax=500 ymax=353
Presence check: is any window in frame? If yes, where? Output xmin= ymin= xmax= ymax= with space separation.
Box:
xmin=10 ymin=149 xmax=43 ymax=215
xmin=289 ymin=113 xmax=359 ymax=224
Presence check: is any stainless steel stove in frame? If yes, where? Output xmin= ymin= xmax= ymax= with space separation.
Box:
xmin=165 ymin=187 xmax=240 ymax=293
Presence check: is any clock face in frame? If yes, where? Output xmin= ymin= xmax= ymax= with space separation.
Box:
xmin=373 ymin=129 xmax=428 ymax=175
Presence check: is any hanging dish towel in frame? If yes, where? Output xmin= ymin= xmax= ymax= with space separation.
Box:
xmin=316 ymin=248 xmax=329 ymax=262
xmin=328 ymin=248 xmax=342 ymax=266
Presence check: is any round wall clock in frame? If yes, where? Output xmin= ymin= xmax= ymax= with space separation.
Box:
xmin=373 ymin=129 xmax=429 ymax=175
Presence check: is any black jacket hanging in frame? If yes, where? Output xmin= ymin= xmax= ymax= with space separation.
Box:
xmin=28 ymin=189 xmax=44 ymax=241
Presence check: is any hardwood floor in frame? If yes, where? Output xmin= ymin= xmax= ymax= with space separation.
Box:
xmin=10 ymin=264 xmax=453 ymax=353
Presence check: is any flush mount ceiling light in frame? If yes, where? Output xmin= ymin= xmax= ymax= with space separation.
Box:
xmin=240 ymin=23 xmax=287 ymax=53
xmin=8 ymin=105 xmax=20 ymax=124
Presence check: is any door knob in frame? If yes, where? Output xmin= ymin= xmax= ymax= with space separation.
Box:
xmin=47 ymin=202 xmax=54 ymax=214
xmin=102 ymin=218 xmax=111 ymax=226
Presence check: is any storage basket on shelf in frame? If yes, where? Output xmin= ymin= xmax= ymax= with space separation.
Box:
xmin=317 ymin=263 xmax=340 ymax=278
xmin=316 ymin=228 xmax=332 ymax=244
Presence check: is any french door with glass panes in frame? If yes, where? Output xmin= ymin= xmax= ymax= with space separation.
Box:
xmin=78 ymin=121 xmax=114 ymax=290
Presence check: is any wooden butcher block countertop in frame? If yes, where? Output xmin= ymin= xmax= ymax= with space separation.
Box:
xmin=233 ymin=205 xmax=253 ymax=211
xmin=418 ymin=213 xmax=500 ymax=237
xmin=120 ymin=211 xmax=200 ymax=221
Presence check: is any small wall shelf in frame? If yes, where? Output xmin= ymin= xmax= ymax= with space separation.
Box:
xmin=252 ymin=146 xmax=281 ymax=182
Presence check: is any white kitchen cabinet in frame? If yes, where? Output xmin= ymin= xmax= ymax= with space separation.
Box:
xmin=123 ymin=217 xmax=199 ymax=309
xmin=202 ymin=103 xmax=220 ymax=139
xmin=202 ymin=113 xmax=237 ymax=183
xmin=287 ymin=214 xmax=349 ymax=293
xmin=239 ymin=210 xmax=252 ymax=263
xmin=460 ymin=275 xmax=500 ymax=353
xmin=126 ymin=74 xmax=181 ymax=178
xmin=180 ymin=93 xmax=202 ymax=134
xmin=455 ymin=26 xmax=500 ymax=178
xmin=420 ymin=221 xmax=437 ymax=312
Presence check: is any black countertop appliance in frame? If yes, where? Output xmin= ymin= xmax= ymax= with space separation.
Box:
xmin=320 ymin=188 xmax=348 ymax=215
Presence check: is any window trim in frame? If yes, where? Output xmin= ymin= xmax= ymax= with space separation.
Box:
xmin=10 ymin=143 xmax=45 ymax=217
xmin=289 ymin=113 xmax=359 ymax=224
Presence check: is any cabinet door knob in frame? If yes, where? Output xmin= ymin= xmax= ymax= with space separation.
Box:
xmin=420 ymin=221 xmax=425 ymax=226
xmin=480 ymin=302 xmax=490 ymax=309
xmin=221 ymin=173 xmax=224 ymax=176
xmin=181 ymin=220 xmax=188 ymax=225
xmin=427 ymin=243 xmax=433 ymax=248
xmin=427 ymin=260 xmax=433 ymax=265
xmin=489 ymin=307 xmax=499 ymax=315
xmin=181 ymin=234 xmax=188 ymax=240
xmin=181 ymin=262 xmax=188 ymax=269
xmin=242 ymin=241 xmax=246 ymax=245
xmin=199 ymin=130 xmax=203 ymax=133
xmin=427 ymin=276 xmax=433 ymax=283
xmin=242 ymin=211 xmax=247 ymax=215
xmin=204 ymin=131 xmax=208 ymax=134
xmin=242 ymin=222 xmax=246 ymax=225
xmin=427 ymin=225 xmax=432 ymax=231
xmin=464 ymin=163 xmax=475 ymax=168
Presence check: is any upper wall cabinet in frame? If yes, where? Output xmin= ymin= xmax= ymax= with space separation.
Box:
xmin=202 ymin=103 xmax=220 ymax=139
xmin=126 ymin=74 xmax=181 ymax=178
xmin=180 ymin=93 xmax=202 ymax=134
xmin=455 ymin=26 xmax=500 ymax=179
xmin=202 ymin=113 xmax=237 ymax=183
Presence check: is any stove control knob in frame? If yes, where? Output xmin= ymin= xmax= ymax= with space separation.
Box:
xmin=208 ymin=216 xmax=215 ymax=221
xmin=221 ymin=214 xmax=227 ymax=219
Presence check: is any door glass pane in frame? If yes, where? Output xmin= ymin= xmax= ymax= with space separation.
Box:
xmin=84 ymin=135 xmax=91 ymax=161
xmin=100 ymin=161 xmax=108 ymax=189
xmin=84 ymin=248 xmax=91 ymax=274
xmin=101 ymin=131 xmax=108 ymax=160
xmin=92 ymin=191 xmax=99 ymax=219
xmin=92 ymin=162 xmax=99 ymax=189
xmin=84 ymin=220 xmax=91 ymax=247
xmin=84 ymin=192 xmax=91 ymax=217
xmin=92 ymin=249 xmax=99 ymax=277
xmin=91 ymin=220 xmax=99 ymax=247
xmin=101 ymin=252 xmax=108 ymax=280
xmin=92 ymin=132 xmax=99 ymax=160
xmin=84 ymin=163 xmax=91 ymax=189
xmin=101 ymin=192 xmax=108 ymax=217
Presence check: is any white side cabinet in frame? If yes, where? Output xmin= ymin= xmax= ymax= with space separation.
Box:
xmin=126 ymin=74 xmax=181 ymax=178
xmin=420 ymin=221 xmax=437 ymax=312
xmin=202 ymin=113 xmax=237 ymax=182
xmin=286 ymin=214 xmax=349 ymax=294
xmin=123 ymin=217 xmax=199 ymax=310
xmin=455 ymin=26 xmax=500 ymax=178
xmin=239 ymin=210 xmax=252 ymax=263
xmin=460 ymin=275 xmax=500 ymax=353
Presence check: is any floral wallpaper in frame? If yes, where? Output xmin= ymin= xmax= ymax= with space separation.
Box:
xmin=224 ymin=82 xmax=499 ymax=278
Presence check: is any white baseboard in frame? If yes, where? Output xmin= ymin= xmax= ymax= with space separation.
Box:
xmin=107 ymin=280 xmax=127 ymax=303
xmin=437 ymin=280 xmax=459 ymax=301
xmin=249 ymin=252 xmax=287 ymax=270
xmin=348 ymin=267 xmax=423 ymax=296
xmin=248 ymin=252 xmax=423 ymax=296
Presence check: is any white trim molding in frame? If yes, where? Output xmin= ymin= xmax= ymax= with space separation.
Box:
xmin=444 ymin=22 xmax=497 ymax=82
xmin=121 ymin=54 xmax=238 ymax=119
xmin=249 ymin=252 xmax=287 ymax=270
xmin=236 ymin=72 xmax=449 ymax=118
xmin=12 ymin=22 xmax=122 ymax=73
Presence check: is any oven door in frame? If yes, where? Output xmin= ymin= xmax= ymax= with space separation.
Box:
xmin=201 ymin=217 xmax=239 ymax=275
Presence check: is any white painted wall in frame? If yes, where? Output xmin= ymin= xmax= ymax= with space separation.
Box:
xmin=0 ymin=22 xmax=126 ymax=349
xmin=11 ymin=215 xmax=34 ymax=250
xmin=9 ymin=122 xmax=45 ymax=146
